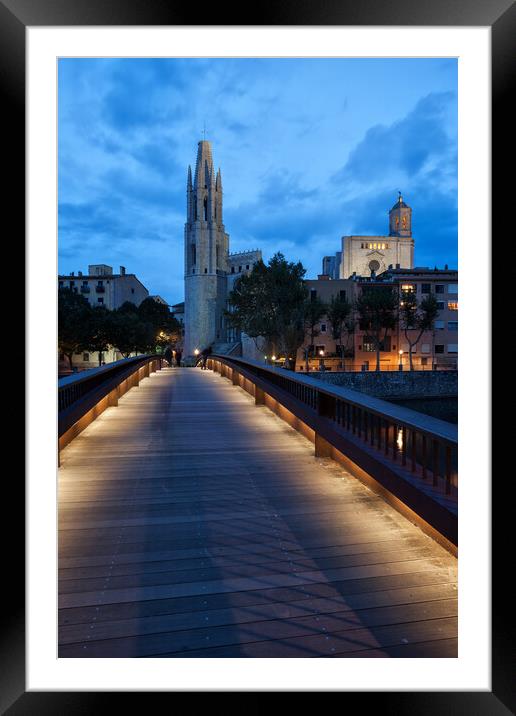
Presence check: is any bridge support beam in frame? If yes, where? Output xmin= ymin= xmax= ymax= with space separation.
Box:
xmin=232 ymin=370 xmax=239 ymax=386
xmin=315 ymin=432 xmax=332 ymax=458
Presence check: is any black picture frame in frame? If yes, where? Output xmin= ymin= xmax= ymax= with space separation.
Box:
xmin=6 ymin=0 xmax=512 ymax=711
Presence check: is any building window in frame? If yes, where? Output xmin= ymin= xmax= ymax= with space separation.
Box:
xmin=310 ymin=289 xmax=317 ymax=302
xmin=401 ymin=284 xmax=415 ymax=294
xmin=69 ymin=281 xmax=75 ymax=287
xmin=448 ymin=321 xmax=458 ymax=331
xmin=421 ymin=283 xmax=431 ymax=294
xmin=203 ymin=196 xmax=208 ymax=221
xmin=98 ymin=297 xmax=104 ymax=304
xmin=421 ymin=357 xmax=428 ymax=366
xmin=204 ymin=268 xmax=208 ymax=274
xmin=448 ymin=301 xmax=458 ymax=311
xmin=447 ymin=344 xmax=458 ymax=354
xmin=59 ymin=281 xmax=63 ymax=288
xmin=436 ymin=301 xmax=445 ymax=310
xmin=320 ymin=323 xmax=327 ymax=333
xmin=421 ymin=343 xmax=431 ymax=354
xmin=339 ymin=290 xmax=346 ymax=300
xmin=231 ymin=266 xmax=235 ymax=274
xmin=246 ymin=264 xmax=249 ymax=270
xmin=448 ymin=284 xmax=458 ymax=294
xmin=83 ymin=353 xmax=90 ymax=362
xmin=191 ymin=244 xmax=196 ymax=265
xmin=316 ymin=345 xmax=325 ymax=354
xmin=363 ymin=336 xmax=388 ymax=352
xmin=435 ymin=284 xmax=445 ymax=294
xmin=238 ymin=266 xmax=242 ymax=272
xmin=434 ymin=320 xmax=444 ymax=329
xmin=435 ymin=344 xmax=445 ymax=354
xmin=131 ymin=288 xmax=135 ymax=294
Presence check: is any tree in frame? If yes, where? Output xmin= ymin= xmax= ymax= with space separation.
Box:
xmin=86 ymin=306 xmax=113 ymax=366
xmin=355 ymin=285 xmax=398 ymax=371
xmin=226 ymin=252 xmax=308 ymax=366
xmin=108 ymin=308 xmax=144 ymax=358
xmin=138 ymin=298 xmax=182 ymax=351
xmin=399 ymin=291 xmax=439 ymax=370
xmin=326 ymin=295 xmax=353 ymax=369
xmin=301 ymin=297 xmax=327 ymax=372
xmin=58 ymin=289 xmax=92 ymax=369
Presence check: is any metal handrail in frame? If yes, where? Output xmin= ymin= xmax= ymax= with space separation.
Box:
xmin=208 ymin=353 xmax=458 ymax=510
xmin=58 ymin=354 xmax=162 ymax=438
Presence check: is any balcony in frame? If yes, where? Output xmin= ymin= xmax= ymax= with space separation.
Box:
xmin=80 ymin=286 xmax=90 ymax=293
xmin=95 ymin=285 xmax=105 ymax=293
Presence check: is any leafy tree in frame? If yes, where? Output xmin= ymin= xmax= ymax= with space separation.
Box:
xmin=355 ymin=285 xmax=398 ymax=371
xmin=226 ymin=252 xmax=308 ymax=365
xmin=86 ymin=306 xmax=113 ymax=366
xmin=399 ymin=291 xmax=439 ymax=370
xmin=301 ymin=297 xmax=327 ymax=372
xmin=138 ymin=297 xmax=182 ymax=351
xmin=108 ymin=308 xmax=144 ymax=358
xmin=327 ymin=295 xmax=353 ymax=369
xmin=58 ymin=289 xmax=92 ymax=369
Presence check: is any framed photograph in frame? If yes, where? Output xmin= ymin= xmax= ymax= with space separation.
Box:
xmin=7 ymin=0 xmax=511 ymax=709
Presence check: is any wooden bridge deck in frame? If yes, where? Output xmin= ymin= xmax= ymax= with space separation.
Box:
xmin=58 ymin=367 xmax=458 ymax=658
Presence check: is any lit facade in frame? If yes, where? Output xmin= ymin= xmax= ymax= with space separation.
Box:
xmin=294 ymin=267 xmax=458 ymax=372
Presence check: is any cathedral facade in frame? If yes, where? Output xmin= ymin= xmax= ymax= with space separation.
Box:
xmin=323 ymin=194 xmax=415 ymax=279
xmin=183 ymin=140 xmax=261 ymax=357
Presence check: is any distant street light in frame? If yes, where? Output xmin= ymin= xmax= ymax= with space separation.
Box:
xmin=399 ymin=349 xmax=403 ymax=371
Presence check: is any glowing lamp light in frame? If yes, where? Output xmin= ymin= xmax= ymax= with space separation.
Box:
xmin=194 ymin=348 xmax=200 ymax=355
xmin=319 ymin=350 xmax=325 ymax=356
xmin=399 ymin=350 xmax=403 ymax=356
xmin=271 ymin=355 xmax=276 ymax=361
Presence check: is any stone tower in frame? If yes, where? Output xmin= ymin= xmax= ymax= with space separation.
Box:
xmin=184 ymin=140 xmax=229 ymax=357
xmin=389 ymin=192 xmax=412 ymax=237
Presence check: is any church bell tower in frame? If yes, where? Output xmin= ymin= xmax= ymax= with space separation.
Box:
xmin=184 ymin=140 xmax=229 ymax=357
xmin=389 ymin=192 xmax=412 ymax=237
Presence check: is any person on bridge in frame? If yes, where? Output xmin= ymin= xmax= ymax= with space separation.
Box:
xmin=175 ymin=349 xmax=182 ymax=367
xmin=164 ymin=346 xmax=173 ymax=367
xmin=200 ymin=346 xmax=212 ymax=370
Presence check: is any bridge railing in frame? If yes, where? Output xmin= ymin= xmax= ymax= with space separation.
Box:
xmin=207 ymin=353 xmax=458 ymax=551
xmin=58 ymin=354 xmax=163 ymax=452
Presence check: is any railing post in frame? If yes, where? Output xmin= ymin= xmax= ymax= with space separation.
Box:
xmin=315 ymin=432 xmax=332 ymax=458
xmin=107 ymin=385 xmax=119 ymax=407
xmin=432 ymin=440 xmax=439 ymax=487
xmin=317 ymin=392 xmax=335 ymax=420
xmin=255 ymin=386 xmax=265 ymax=405
xmin=232 ymin=369 xmax=239 ymax=386
xmin=445 ymin=445 xmax=452 ymax=495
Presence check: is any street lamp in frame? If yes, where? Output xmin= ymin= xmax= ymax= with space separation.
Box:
xmin=319 ymin=349 xmax=325 ymax=372
xmin=398 ymin=349 xmax=403 ymax=372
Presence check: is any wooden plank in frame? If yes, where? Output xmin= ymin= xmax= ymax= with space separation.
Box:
xmin=59 ymin=583 xmax=457 ymax=645
xmin=60 ymin=612 xmax=458 ymax=658
xmin=59 ymin=569 xmax=455 ymax=627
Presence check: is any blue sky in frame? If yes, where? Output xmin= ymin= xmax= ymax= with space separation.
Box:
xmin=58 ymin=58 xmax=457 ymax=305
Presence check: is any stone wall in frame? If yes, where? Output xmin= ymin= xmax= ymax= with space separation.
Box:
xmin=310 ymin=370 xmax=457 ymax=399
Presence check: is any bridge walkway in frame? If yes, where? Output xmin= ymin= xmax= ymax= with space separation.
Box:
xmin=58 ymin=366 xmax=457 ymax=657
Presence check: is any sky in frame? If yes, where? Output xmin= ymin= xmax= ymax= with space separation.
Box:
xmin=58 ymin=58 xmax=457 ymax=305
